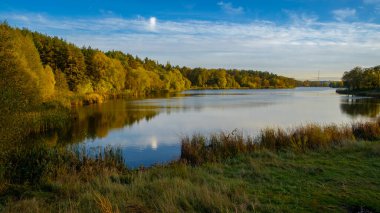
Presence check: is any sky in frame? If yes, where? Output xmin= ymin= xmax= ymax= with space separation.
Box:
xmin=1 ymin=0 xmax=380 ymax=80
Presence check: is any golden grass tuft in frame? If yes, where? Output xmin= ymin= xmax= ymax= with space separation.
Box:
xmin=94 ymin=192 xmax=118 ymax=213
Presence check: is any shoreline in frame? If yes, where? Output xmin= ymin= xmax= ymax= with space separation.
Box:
xmin=336 ymin=88 xmax=380 ymax=98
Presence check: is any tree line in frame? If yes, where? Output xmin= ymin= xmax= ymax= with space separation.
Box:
xmin=0 ymin=22 xmax=298 ymax=113
xmin=342 ymin=66 xmax=380 ymax=90
xmin=300 ymin=80 xmax=343 ymax=88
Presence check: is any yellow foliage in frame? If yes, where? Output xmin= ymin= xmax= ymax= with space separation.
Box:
xmin=0 ymin=24 xmax=45 ymax=111
xmin=40 ymin=65 xmax=55 ymax=101
xmin=92 ymin=52 xmax=125 ymax=93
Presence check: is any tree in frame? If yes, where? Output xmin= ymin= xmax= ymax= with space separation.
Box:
xmin=163 ymin=69 xmax=191 ymax=91
xmin=0 ymin=23 xmax=45 ymax=112
xmin=40 ymin=65 xmax=56 ymax=101
xmin=342 ymin=67 xmax=363 ymax=90
xmin=90 ymin=52 xmax=126 ymax=93
xmin=26 ymin=31 xmax=87 ymax=91
xmin=373 ymin=66 xmax=380 ymax=88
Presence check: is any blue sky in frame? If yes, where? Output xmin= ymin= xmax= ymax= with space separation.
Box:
xmin=1 ymin=0 xmax=380 ymax=80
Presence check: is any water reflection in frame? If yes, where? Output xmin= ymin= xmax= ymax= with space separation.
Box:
xmin=56 ymin=100 xmax=160 ymax=145
xmin=340 ymin=97 xmax=380 ymax=118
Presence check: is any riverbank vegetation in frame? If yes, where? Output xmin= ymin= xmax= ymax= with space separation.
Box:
xmin=180 ymin=120 xmax=379 ymax=165
xmin=337 ymin=65 xmax=380 ymax=97
xmin=342 ymin=66 xmax=380 ymax=90
xmin=300 ymin=80 xmax=343 ymax=88
xmin=1 ymin=120 xmax=380 ymax=212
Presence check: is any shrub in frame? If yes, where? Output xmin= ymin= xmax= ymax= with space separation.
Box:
xmin=83 ymin=93 xmax=104 ymax=105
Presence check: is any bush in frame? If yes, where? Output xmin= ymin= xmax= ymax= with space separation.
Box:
xmin=83 ymin=93 xmax=104 ymax=105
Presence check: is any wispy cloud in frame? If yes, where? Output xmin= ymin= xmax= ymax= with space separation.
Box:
xmin=332 ymin=8 xmax=356 ymax=21
xmin=284 ymin=10 xmax=319 ymax=25
xmin=1 ymin=12 xmax=380 ymax=80
xmin=363 ymin=0 xmax=380 ymax=13
xmin=217 ymin=1 xmax=244 ymax=15
xmin=363 ymin=0 xmax=380 ymax=4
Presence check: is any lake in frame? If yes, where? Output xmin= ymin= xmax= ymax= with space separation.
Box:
xmin=40 ymin=87 xmax=380 ymax=168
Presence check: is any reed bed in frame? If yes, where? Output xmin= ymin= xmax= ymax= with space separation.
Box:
xmin=0 ymin=104 xmax=70 ymax=144
xmin=181 ymin=119 xmax=380 ymax=165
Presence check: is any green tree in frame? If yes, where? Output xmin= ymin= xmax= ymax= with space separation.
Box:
xmin=342 ymin=67 xmax=363 ymax=90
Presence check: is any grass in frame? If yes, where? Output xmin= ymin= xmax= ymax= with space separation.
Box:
xmin=0 ymin=141 xmax=379 ymax=212
xmin=0 ymin=145 xmax=126 ymax=185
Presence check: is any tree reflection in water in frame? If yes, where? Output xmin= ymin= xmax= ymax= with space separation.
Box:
xmin=46 ymin=100 xmax=161 ymax=146
xmin=340 ymin=97 xmax=380 ymax=118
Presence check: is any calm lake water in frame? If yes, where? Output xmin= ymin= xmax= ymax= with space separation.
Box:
xmin=42 ymin=87 xmax=380 ymax=167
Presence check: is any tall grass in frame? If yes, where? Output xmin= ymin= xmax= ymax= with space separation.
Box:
xmin=0 ymin=145 xmax=126 ymax=186
xmin=0 ymin=145 xmax=129 ymax=212
xmin=181 ymin=130 xmax=256 ymax=165
xmin=181 ymin=119 xmax=380 ymax=165
xmin=0 ymin=101 xmax=71 ymax=144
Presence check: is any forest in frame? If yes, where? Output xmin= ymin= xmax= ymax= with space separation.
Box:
xmin=0 ymin=22 xmax=299 ymax=113
xmin=342 ymin=66 xmax=380 ymax=90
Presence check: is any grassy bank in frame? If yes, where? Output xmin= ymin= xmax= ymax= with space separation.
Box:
xmin=0 ymin=141 xmax=379 ymax=212
xmin=2 ymin=116 xmax=380 ymax=212
xmin=1 ymin=119 xmax=380 ymax=212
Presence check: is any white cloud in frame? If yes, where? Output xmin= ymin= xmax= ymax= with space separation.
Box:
xmin=332 ymin=8 xmax=356 ymax=21
xmin=148 ymin=16 xmax=157 ymax=31
xmin=1 ymin=12 xmax=380 ymax=80
xmin=217 ymin=1 xmax=244 ymax=15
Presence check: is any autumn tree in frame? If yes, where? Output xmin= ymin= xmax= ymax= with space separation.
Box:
xmin=0 ymin=23 xmax=54 ymax=112
xmin=88 ymin=52 xmax=126 ymax=93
